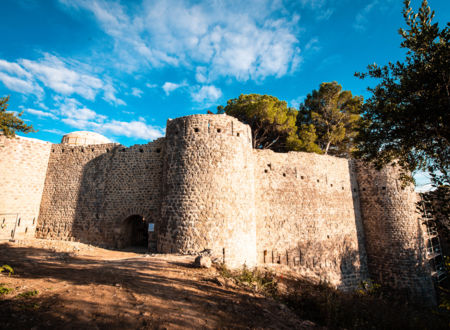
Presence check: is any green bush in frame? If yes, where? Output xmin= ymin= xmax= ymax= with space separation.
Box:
xmin=0 ymin=264 xmax=14 ymax=276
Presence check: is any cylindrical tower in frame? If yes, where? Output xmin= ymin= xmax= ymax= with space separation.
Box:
xmin=354 ymin=161 xmax=435 ymax=304
xmin=159 ymin=114 xmax=257 ymax=268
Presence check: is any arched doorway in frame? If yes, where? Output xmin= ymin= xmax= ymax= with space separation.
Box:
xmin=121 ymin=215 xmax=148 ymax=248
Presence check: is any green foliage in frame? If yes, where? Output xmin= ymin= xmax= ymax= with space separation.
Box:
xmin=283 ymin=278 xmax=450 ymax=329
xmin=355 ymin=0 xmax=449 ymax=185
xmin=216 ymin=264 xmax=277 ymax=296
xmin=218 ymin=94 xmax=303 ymax=152
xmin=0 ymin=96 xmax=35 ymax=138
xmin=18 ymin=289 xmax=39 ymax=298
xmin=0 ymin=264 xmax=14 ymax=276
xmin=0 ymin=284 xmax=13 ymax=295
xmin=297 ymin=81 xmax=364 ymax=157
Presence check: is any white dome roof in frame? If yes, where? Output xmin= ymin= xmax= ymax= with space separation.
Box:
xmin=61 ymin=131 xmax=112 ymax=146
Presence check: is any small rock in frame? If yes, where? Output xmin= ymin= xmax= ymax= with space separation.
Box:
xmin=194 ymin=255 xmax=211 ymax=268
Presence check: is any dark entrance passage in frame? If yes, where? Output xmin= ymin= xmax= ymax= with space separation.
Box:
xmin=122 ymin=215 xmax=148 ymax=249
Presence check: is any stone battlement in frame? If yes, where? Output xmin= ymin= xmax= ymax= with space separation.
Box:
xmin=0 ymin=114 xmax=435 ymax=304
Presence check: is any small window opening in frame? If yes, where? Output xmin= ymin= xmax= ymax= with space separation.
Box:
xmin=32 ymin=218 xmax=35 ymax=225
xmin=139 ymin=148 xmax=144 ymax=153
xmin=175 ymin=131 xmax=179 ymax=135
xmin=106 ymin=148 xmax=110 ymax=152
xmin=236 ymin=132 xmax=240 ymax=137
xmin=342 ymin=187 xmax=345 ymax=190
xmin=92 ymin=148 xmax=95 ymax=152
xmin=61 ymin=149 xmax=65 ymax=153
xmin=121 ymin=148 xmax=126 ymax=152
xmin=71 ymin=149 xmax=75 ymax=152
xmin=382 ymin=186 xmax=386 ymax=190
xmin=156 ymin=148 xmax=161 ymax=153
xmin=330 ymin=184 xmax=333 ymax=187
xmin=264 ymin=169 xmax=268 ymax=173
xmin=301 ymin=176 xmax=304 ymax=179
xmin=52 ymin=149 xmax=55 ymax=152
xmin=353 ymin=188 xmax=357 ymax=192
xmin=217 ymin=128 xmax=221 ymax=133
xmin=362 ymin=188 xmax=366 ymax=191
xmin=194 ymin=127 xmax=199 ymax=133
xmin=283 ymin=173 xmax=286 ymax=177
xmin=25 ymin=227 xmax=28 ymax=234
xmin=17 ymin=218 xmax=20 ymax=227
xmin=317 ymin=179 xmax=320 ymax=183
xmin=81 ymin=148 xmax=84 ymax=153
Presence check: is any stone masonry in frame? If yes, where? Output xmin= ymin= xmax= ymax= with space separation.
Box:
xmin=0 ymin=114 xmax=435 ymax=303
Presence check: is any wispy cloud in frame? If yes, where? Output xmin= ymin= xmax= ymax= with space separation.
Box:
xmin=59 ymin=0 xmax=302 ymax=82
xmin=191 ymin=85 xmax=222 ymax=106
xmin=162 ymin=81 xmax=187 ymax=95
xmin=131 ymin=87 xmax=143 ymax=97
xmin=353 ymin=1 xmax=378 ymax=32
xmin=25 ymin=108 xmax=58 ymax=119
xmin=53 ymin=97 xmax=163 ymax=140
xmin=0 ymin=54 xmax=124 ymax=106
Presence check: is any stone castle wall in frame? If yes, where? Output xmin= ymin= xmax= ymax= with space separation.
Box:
xmin=0 ymin=135 xmax=52 ymax=240
xmin=355 ymin=162 xmax=436 ymax=303
xmin=0 ymin=114 xmax=435 ymax=302
xmin=159 ymin=115 xmax=257 ymax=268
xmin=254 ymin=151 xmax=368 ymax=289
xmin=36 ymin=139 xmax=165 ymax=248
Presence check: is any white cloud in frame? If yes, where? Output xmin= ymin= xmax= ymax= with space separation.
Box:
xmin=317 ymin=8 xmax=334 ymax=21
xmin=99 ymin=120 xmax=163 ymax=140
xmin=0 ymin=54 xmax=124 ymax=106
xmin=25 ymin=108 xmax=58 ymax=119
xmin=0 ymin=59 xmax=31 ymax=78
xmin=54 ymin=96 xmax=163 ymax=140
xmin=20 ymin=54 xmax=103 ymax=100
xmin=59 ymin=0 xmax=302 ymax=82
xmin=191 ymin=85 xmax=222 ymax=106
xmin=103 ymin=83 xmax=126 ymax=106
xmin=162 ymin=81 xmax=186 ymax=95
xmin=131 ymin=87 xmax=143 ymax=97
xmin=353 ymin=1 xmax=378 ymax=31
xmin=290 ymin=96 xmax=306 ymax=109
xmin=145 ymin=83 xmax=158 ymax=88
xmin=43 ymin=128 xmax=66 ymax=135
xmin=0 ymin=72 xmax=43 ymax=97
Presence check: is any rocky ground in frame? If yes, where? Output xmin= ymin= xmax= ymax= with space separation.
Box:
xmin=0 ymin=239 xmax=318 ymax=329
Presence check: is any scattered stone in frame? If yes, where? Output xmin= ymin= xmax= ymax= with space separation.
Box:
xmin=194 ymin=255 xmax=211 ymax=268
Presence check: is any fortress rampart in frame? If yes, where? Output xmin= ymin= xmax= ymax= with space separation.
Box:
xmin=0 ymin=114 xmax=435 ymax=303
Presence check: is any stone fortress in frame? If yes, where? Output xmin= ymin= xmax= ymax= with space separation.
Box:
xmin=0 ymin=114 xmax=435 ymax=303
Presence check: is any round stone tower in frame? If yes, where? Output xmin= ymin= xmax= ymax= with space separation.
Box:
xmin=354 ymin=162 xmax=435 ymax=304
xmin=159 ymin=114 xmax=257 ymax=268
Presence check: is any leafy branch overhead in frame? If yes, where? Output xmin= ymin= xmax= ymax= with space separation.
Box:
xmin=355 ymin=0 xmax=449 ymax=185
xmin=297 ymin=82 xmax=364 ymax=157
xmin=0 ymin=96 xmax=35 ymax=138
xmin=218 ymin=94 xmax=303 ymax=152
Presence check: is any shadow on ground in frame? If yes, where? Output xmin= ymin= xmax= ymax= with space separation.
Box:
xmin=0 ymin=242 xmax=310 ymax=329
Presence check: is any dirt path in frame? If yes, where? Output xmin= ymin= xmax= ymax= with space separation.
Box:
xmin=0 ymin=239 xmax=316 ymax=329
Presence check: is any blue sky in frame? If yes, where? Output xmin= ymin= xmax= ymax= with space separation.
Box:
xmin=1 ymin=0 xmax=448 ymax=154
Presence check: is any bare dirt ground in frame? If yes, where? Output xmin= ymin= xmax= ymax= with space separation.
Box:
xmin=0 ymin=239 xmax=316 ymax=329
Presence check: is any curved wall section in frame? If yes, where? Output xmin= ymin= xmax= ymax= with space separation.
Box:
xmin=355 ymin=162 xmax=435 ymax=304
xmin=160 ymin=114 xmax=256 ymax=268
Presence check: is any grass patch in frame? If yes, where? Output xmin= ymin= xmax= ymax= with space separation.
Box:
xmin=216 ymin=264 xmax=277 ymax=296
xmin=0 ymin=284 xmax=13 ymax=295
xmin=17 ymin=290 xmax=39 ymax=298
xmin=0 ymin=265 xmax=14 ymax=276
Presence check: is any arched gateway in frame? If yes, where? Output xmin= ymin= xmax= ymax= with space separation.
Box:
xmin=121 ymin=215 xmax=148 ymax=248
